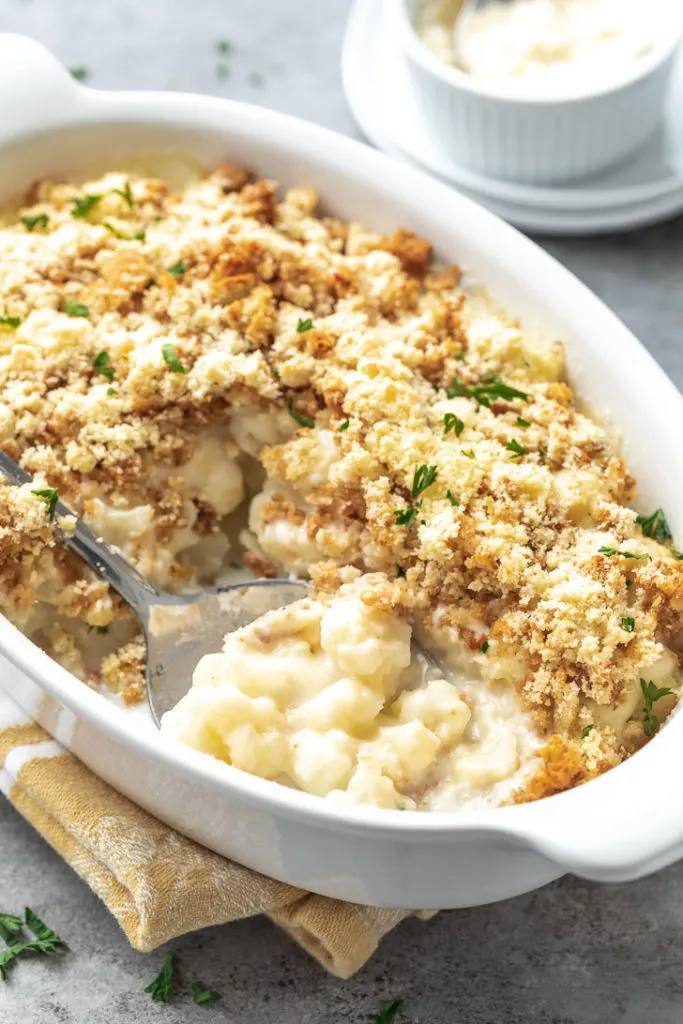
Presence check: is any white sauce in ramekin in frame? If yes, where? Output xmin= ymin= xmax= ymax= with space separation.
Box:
xmin=417 ymin=0 xmax=673 ymax=96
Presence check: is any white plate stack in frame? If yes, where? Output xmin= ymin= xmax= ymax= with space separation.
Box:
xmin=342 ymin=0 xmax=683 ymax=235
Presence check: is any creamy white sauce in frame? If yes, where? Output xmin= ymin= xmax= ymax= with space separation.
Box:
xmin=417 ymin=0 xmax=674 ymax=96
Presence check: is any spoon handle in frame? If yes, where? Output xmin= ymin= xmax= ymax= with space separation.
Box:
xmin=0 ymin=450 xmax=161 ymax=618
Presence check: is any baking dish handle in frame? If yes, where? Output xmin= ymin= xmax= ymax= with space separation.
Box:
xmin=0 ymin=34 xmax=83 ymax=143
xmin=507 ymin=731 xmax=683 ymax=882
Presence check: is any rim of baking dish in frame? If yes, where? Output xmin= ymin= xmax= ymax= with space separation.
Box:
xmin=391 ymin=0 xmax=683 ymax=105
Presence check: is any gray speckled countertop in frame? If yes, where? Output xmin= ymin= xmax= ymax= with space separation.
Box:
xmin=1 ymin=2 xmax=683 ymax=1021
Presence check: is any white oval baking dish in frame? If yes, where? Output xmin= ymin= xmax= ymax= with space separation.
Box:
xmin=2 ymin=33 xmax=683 ymax=910
xmin=388 ymin=0 xmax=683 ymax=184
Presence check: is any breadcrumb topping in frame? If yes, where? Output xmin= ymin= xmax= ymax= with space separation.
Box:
xmin=0 ymin=162 xmax=679 ymax=805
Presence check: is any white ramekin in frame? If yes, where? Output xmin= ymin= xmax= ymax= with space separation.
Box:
xmin=388 ymin=0 xmax=683 ymax=185
xmin=2 ymin=33 xmax=683 ymax=911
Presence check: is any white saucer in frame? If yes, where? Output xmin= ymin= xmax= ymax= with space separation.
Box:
xmin=342 ymin=0 xmax=683 ymax=234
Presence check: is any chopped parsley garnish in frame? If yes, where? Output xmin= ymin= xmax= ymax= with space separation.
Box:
xmin=87 ymin=625 xmax=109 ymax=635
xmin=505 ymin=438 xmax=525 ymax=458
xmin=446 ymin=490 xmax=459 ymax=507
xmin=640 ymin=678 xmax=673 ymax=737
xmin=93 ymin=350 xmax=114 ymax=380
xmin=455 ymin=352 xmax=465 ymax=362
xmin=461 ymin=449 xmax=475 ymax=459
xmin=70 ymin=194 xmax=102 ymax=219
xmin=64 ymin=299 xmax=89 ymax=317
xmin=20 ymin=213 xmax=49 ymax=232
xmin=446 ymin=374 xmax=529 ymax=408
xmin=216 ymin=39 xmax=232 ymax=55
xmin=338 ymin=419 xmax=350 ymax=431
xmin=394 ymin=508 xmax=418 ymax=527
xmin=411 ymin=464 xmax=438 ymax=498
xmin=32 ymin=488 xmax=59 ymax=519
xmin=191 ymin=981 xmax=222 ymax=1006
xmin=145 ymin=951 xmax=174 ymax=1003
xmin=621 ymin=617 xmax=635 ymax=633
xmin=106 ymin=387 xmax=117 ymax=397
xmin=373 ymin=999 xmax=403 ymax=1024
xmin=516 ymin=417 xmax=531 ymax=428
xmin=0 ymin=908 xmax=64 ymax=980
xmin=443 ymin=413 xmax=465 ymax=437
xmin=162 ymin=343 xmax=189 ymax=374
xmin=636 ymin=508 xmax=672 ymax=545
xmin=480 ymin=640 xmax=489 ymax=653
xmin=0 ymin=913 xmax=23 ymax=946
xmin=287 ymin=398 xmax=314 ymax=428
xmin=0 ymin=316 xmax=20 ymax=329
xmin=69 ymin=66 xmax=89 ymax=81
xmin=539 ymin=447 xmax=547 ymax=460
xmin=296 ymin=317 xmax=314 ymax=333
xmin=598 ymin=547 xmax=650 ymax=560
xmin=396 ymin=566 xmax=406 ymax=578
xmin=626 ymin=579 xmax=633 ymax=588
xmin=103 ymin=221 xmax=145 ymax=242
xmin=673 ymin=549 xmax=683 ymax=560
xmin=167 ymin=259 xmax=187 ymax=277
xmin=581 ymin=724 xmax=594 ymax=739
xmin=113 ymin=182 xmax=134 ymax=208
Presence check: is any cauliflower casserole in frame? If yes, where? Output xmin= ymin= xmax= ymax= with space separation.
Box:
xmin=0 ymin=163 xmax=680 ymax=812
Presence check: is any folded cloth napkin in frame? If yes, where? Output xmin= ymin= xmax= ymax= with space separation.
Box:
xmin=0 ymin=691 xmax=430 ymax=978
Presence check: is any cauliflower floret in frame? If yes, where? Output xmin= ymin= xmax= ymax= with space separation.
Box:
xmin=319 ymin=595 xmax=412 ymax=688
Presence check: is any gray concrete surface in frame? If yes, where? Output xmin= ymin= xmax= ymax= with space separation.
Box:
xmin=1 ymin=1 xmax=683 ymax=1021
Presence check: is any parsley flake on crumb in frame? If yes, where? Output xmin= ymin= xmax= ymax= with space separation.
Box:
xmin=447 ymin=374 xmax=529 ymax=408
xmin=145 ymin=951 xmax=174 ymax=1003
xmin=446 ymin=490 xmax=459 ymax=506
xmin=636 ymin=507 xmax=672 ymax=545
xmin=0 ymin=316 xmax=20 ymax=329
xmin=411 ymin=464 xmax=438 ymax=498
xmin=621 ymin=617 xmax=635 ymax=633
xmin=167 ymin=259 xmax=187 ymax=277
xmin=581 ymin=724 xmax=594 ymax=738
xmin=393 ymin=507 xmax=418 ymax=527
xmin=93 ymin=350 xmax=115 ymax=381
xmin=20 ymin=213 xmax=49 ymax=232
xmin=162 ymin=343 xmax=189 ymax=374
xmin=641 ymin=679 xmax=674 ymax=737
xmin=191 ymin=981 xmax=222 ymax=1005
xmin=338 ymin=419 xmax=350 ymax=431
xmin=296 ymin=316 xmax=314 ymax=333
xmin=505 ymin=438 xmax=525 ymax=458
xmin=32 ymin=488 xmax=59 ymax=520
xmin=112 ymin=181 xmax=134 ymax=208
xmin=480 ymin=640 xmax=489 ymax=653
xmin=443 ymin=413 xmax=464 ymax=437
xmin=70 ymin=194 xmax=102 ymax=220
xmin=598 ymin=547 xmax=650 ymax=561
xmin=64 ymin=299 xmax=89 ymax=317
xmin=287 ymin=398 xmax=314 ymax=429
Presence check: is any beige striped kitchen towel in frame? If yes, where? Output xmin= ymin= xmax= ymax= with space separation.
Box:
xmin=0 ymin=691 xmax=431 ymax=978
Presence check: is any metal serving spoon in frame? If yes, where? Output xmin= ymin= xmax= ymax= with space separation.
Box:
xmin=0 ymin=452 xmax=308 ymax=725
